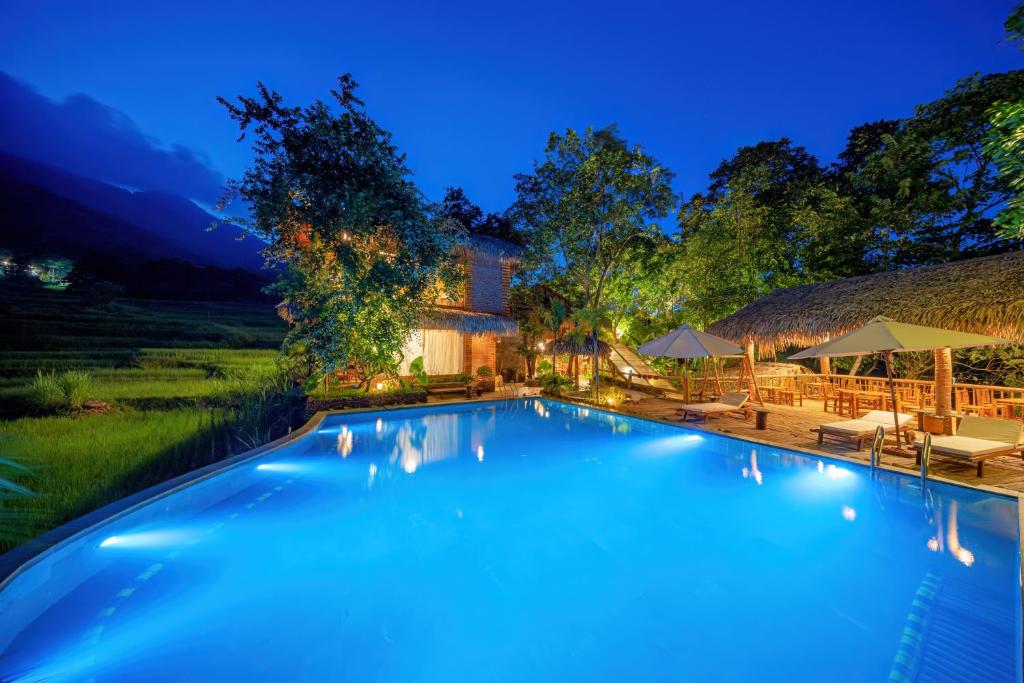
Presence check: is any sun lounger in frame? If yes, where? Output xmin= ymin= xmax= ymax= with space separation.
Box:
xmin=816 ymin=410 xmax=914 ymax=450
xmin=914 ymin=415 xmax=1023 ymax=477
xmin=676 ymin=391 xmax=750 ymax=423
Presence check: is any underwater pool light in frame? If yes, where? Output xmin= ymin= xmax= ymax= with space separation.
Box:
xmin=256 ymin=462 xmax=303 ymax=473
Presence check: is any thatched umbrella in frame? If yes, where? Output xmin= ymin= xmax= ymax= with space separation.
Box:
xmin=791 ymin=316 xmax=1012 ymax=448
xmin=550 ymin=335 xmax=611 ymax=358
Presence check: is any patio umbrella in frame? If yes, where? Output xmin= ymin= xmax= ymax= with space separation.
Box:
xmin=790 ymin=316 xmax=1011 ymax=448
xmin=638 ymin=323 xmax=743 ymax=358
xmin=638 ymin=324 xmax=758 ymax=402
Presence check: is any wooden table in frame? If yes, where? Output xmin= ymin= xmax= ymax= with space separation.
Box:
xmin=836 ymin=389 xmax=886 ymax=416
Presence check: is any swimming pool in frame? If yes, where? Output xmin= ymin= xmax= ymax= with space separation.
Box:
xmin=0 ymin=399 xmax=1020 ymax=681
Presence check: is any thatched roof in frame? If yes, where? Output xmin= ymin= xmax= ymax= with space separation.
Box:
xmin=707 ymin=251 xmax=1024 ymax=357
xmin=422 ymin=308 xmax=518 ymax=335
xmin=550 ymin=335 xmax=611 ymax=357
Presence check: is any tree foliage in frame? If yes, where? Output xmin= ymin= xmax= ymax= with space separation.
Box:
xmin=218 ymin=76 xmax=464 ymax=382
xmin=512 ymin=126 xmax=675 ymax=308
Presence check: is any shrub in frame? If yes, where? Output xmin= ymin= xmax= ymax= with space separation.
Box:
xmin=409 ymin=356 xmax=429 ymax=388
xmin=27 ymin=371 xmax=63 ymax=413
xmin=475 ymin=365 xmax=493 ymax=378
xmin=58 ymin=371 xmax=92 ymax=411
xmin=540 ymin=372 xmax=572 ymax=397
xmin=596 ymin=386 xmax=627 ymax=407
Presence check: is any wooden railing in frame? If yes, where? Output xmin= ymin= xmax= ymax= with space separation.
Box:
xmin=658 ymin=372 xmax=1024 ymax=419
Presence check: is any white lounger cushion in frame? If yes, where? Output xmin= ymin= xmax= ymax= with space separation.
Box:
xmin=920 ymin=435 xmax=1016 ymax=458
xmin=859 ymin=411 xmax=914 ymax=428
xmin=819 ymin=419 xmax=885 ymax=437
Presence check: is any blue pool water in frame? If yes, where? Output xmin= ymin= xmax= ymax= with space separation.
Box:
xmin=0 ymin=399 xmax=1020 ymax=682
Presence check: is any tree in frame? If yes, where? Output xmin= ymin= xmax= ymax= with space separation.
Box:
xmin=859 ymin=71 xmax=1024 ymax=262
xmin=677 ymin=139 xmax=836 ymax=325
xmin=439 ymin=187 xmax=524 ymax=245
xmin=508 ymin=285 xmax=547 ymax=377
xmin=601 ymin=231 xmax=686 ymax=344
xmin=218 ymin=76 xmax=464 ymax=385
xmin=541 ymin=299 xmax=567 ymax=374
xmin=986 ymin=7 xmax=1024 ymax=238
xmin=572 ymin=302 xmax=612 ymax=397
xmin=512 ymin=125 xmax=676 ymax=324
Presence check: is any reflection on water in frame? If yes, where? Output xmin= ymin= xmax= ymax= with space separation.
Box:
xmin=926 ymin=499 xmax=975 ymax=567
xmin=388 ymin=409 xmax=498 ymax=475
xmin=741 ymin=449 xmax=763 ymax=485
xmin=336 ymin=426 xmax=353 ymax=457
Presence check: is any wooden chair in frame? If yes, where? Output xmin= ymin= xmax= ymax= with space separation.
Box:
xmin=821 ymin=383 xmax=840 ymax=413
xmin=956 ymin=388 xmax=997 ymax=417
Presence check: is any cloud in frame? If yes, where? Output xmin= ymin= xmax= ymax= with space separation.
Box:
xmin=0 ymin=71 xmax=223 ymax=204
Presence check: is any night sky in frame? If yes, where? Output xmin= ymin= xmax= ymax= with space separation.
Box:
xmin=1 ymin=0 xmax=1020 ymax=213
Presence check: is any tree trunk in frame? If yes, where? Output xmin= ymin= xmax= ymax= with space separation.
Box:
xmin=849 ymin=355 xmax=863 ymax=376
xmin=820 ymin=356 xmax=831 ymax=376
xmin=934 ymin=347 xmax=953 ymax=417
xmin=744 ymin=338 xmax=756 ymax=392
xmin=592 ymin=333 xmax=599 ymax=398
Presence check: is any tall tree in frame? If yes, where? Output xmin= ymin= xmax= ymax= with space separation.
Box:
xmin=986 ymin=7 xmax=1024 ymax=239
xmin=860 ymin=71 xmax=1024 ymax=262
xmin=218 ymin=76 xmax=464 ymax=384
xmin=512 ymin=125 xmax=675 ymax=389
xmin=677 ymin=139 xmax=840 ymax=325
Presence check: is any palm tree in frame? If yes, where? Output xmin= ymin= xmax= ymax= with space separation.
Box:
xmin=572 ymin=303 xmax=612 ymax=398
xmin=541 ymin=300 xmax=566 ymax=376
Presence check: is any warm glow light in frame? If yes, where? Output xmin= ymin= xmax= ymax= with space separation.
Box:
xmin=375 ymin=382 xmax=384 ymax=391
xmin=476 ymin=445 xmax=485 ymax=462
xmin=842 ymin=506 xmax=856 ymax=521
xmin=375 ymin=418 xmax=383 ymax=434
xmin=927 ymin=537 xmax=940 ymax=552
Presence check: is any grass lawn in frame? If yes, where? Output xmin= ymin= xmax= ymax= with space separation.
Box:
xmin=0 ymin=409 xmax=234 ymax=547
xmin=0 ymin=285 xmax=291 ymax=552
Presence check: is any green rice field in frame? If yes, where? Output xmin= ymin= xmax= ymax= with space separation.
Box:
xmin=0 ymin=286 xmax=290 ymax=551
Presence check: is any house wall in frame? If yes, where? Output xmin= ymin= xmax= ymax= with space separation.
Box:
xmin=468 ymin=251 xmax=508 ymax=314
xmin=464 ymin=333 xmax=496 ymax=375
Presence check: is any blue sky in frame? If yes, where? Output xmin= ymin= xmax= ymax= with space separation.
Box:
xmin=1 ymin=0 xmax=1020 ymax=212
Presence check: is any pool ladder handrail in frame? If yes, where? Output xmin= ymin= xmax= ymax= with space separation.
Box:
xmin=869 ymin=425 xmax=885 ymax=472
xmin=919 ymin=432 xmax=932 ymax=487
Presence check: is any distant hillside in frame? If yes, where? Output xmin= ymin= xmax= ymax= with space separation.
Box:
xmin=0 ymin=169 xmax=200 ymax=263
xmin=0 ymin=153 xmax=262 ymax=271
